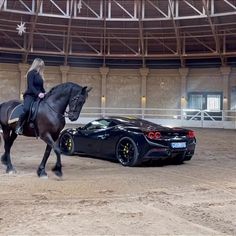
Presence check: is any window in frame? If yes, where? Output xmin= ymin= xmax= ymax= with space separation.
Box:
xmin=84 ymin=119 xmax=110 ymax=131
xmin=189 ymin=94 xmax=204 ymax=110
xmin=188 ymin=92 xmax=222 ymax=110
xmin=207 ymin=94 xmax=221 ymax=111
xmin=187 ymin=92 xmax=223 ymax=121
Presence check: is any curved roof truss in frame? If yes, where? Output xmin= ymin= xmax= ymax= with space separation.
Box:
xmin=0 ymin=0 xmax=236 ymax=67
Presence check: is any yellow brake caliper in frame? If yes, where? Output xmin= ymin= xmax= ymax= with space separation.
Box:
xmin=123 ymin=143 xmax=129 ymax=158
xmin=67 ymin=138 xmax=72 ymax=150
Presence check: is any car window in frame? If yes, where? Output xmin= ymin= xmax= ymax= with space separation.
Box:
xmin=84 ymin=119 xmax=111 ymax=131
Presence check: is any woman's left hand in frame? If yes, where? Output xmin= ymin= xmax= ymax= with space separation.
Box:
xmin=38 ymin=93 xmax=45 ymax=99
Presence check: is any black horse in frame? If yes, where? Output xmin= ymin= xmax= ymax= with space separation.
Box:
xmin=0 ymin=82 xmax=91 ymax=178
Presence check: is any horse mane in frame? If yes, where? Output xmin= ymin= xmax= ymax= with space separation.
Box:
xmin=45 ymin=82 xmax=81 ymax=98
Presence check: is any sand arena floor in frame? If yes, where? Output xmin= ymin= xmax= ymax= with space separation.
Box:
xmin=0 ymin=128 xmax=235 ymax=235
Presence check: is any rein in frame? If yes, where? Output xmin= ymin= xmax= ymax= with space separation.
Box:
xmin=44 ymin=94 xmax=82 ymax=118
xmin=44 ymin=100 xmax=69 ymax=118
xmin=42 ymin=83 xmax=86 ymax=119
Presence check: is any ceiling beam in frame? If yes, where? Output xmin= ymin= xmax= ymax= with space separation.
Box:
xmin=64 ymin=0 xmax=74 ymax=66
xmin=183 ymin=0 xmax=203 ymax=16
xmin=168 ymin=0 xmax=185 ymax=67
xmin=0 ymin=0 xmax=5 ymax=9
xmin=1 ymin=46 xmax=236 ymax=59
xmin=147 ymin=33 xmax=177 ymax=54
xmin=146 ymin=0 xmax=168 ymax=17
xmin=110 ymin=34 xmax=138 ymax=55
xmin=102 ymin=0 xmax=107 ymax=66
xmin=76 ymin=36 xmax=101 ymax=54
xmin=49 ymin=0 xmax=67 ymax=16
xmin=223 ymin=0 xmax=236 ymax=11
xmin=186 ymin=32 xmax=215 ymax=53
xmin=1 ymin=31 xmax=24 ymax=49
xmin=23 ymin=0 xmax=42 ymax=63
xmin=112 ymin=0 xmax=135 ymax=19
xmin=138 ymin=0 xmax=145 ymax=67
xmin=202 ymin=0 xmax=225 ymax=65
xmin=1 ymin=0 xmax=236 ymax=21
xmin=37 ymin=31 xmax=63 ymax=52
xmin=81 ymin=0 xmax=100 ymax=18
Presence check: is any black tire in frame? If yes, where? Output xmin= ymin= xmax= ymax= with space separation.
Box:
xmin=115 ymin=137 xmax=141 ymax=167
xmin=59 ymin=132 xmax=75 ymax=155
xmin=183 ymin=155 xmax=193 ymax=161
xmin=173 ymin=153 xmax=185 ymax=165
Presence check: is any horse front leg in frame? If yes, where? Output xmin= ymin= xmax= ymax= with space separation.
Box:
xmin=41 ymin=133 xmax=63 ymax=177
xmin=37 ymin=144 xmax=52 ymax=178
xmin=1 ymin=127 xmax=17 ymax=174
xmin=51 ymin=147 xmax=62 ymax=177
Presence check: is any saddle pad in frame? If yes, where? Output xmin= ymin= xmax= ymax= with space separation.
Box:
xmin=8 ymin=104 xmax=24 ymax=124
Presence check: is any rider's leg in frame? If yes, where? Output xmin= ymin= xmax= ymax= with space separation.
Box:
xmin=15 ymin=95 xmax=34 ymax=135
xmin=15 ymin=112 xmax=27 ymax=135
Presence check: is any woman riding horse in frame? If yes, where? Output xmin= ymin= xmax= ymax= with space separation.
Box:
xmin=15 ymin=58 xmax=46 ymax=135
xmin=0 ymin=71 xmax=91 ymax=177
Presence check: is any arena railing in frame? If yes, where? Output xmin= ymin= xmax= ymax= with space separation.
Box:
xmin=66 ymin=107 xmax=236 ymax=129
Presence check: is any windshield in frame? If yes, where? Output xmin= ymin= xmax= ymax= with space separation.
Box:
xmin=83 ymin=119 xmax=112 ymax=131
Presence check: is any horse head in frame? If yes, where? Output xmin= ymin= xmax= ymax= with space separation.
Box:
xmin=68 ymin=86 xmax=92 ymax=121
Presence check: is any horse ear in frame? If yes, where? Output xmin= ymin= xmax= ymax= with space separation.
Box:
xmin=81 ymin=86 xmax=87 ymax=94
xmin=81 ymin=86 xmax=92 ymax=94
xmin=86 ymin=87 xmax=93 ymax=93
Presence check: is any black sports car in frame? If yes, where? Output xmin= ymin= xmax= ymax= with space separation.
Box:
xmin=59 ymin=117 xmax=196 ymax=166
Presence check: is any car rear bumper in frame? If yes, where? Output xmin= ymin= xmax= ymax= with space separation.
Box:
xmin=143 ymin=142 xmax=195 ymax=160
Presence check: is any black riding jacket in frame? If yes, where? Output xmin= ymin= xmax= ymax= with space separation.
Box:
xmin=24 ymin=69 xmax=45 ymax=98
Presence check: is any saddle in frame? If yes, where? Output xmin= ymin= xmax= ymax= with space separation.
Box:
xmin=8 ymin=99 xmax=41 ymax=136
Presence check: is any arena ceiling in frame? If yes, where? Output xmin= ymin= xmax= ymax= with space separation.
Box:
xmin=0 ymin=0 xmax=236 ymax=68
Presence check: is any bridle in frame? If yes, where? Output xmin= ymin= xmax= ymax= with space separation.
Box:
xmin=68 ymin=94 xmax=85 ymax=114
xmin=44 ymin=94 xmax=85 ymax=118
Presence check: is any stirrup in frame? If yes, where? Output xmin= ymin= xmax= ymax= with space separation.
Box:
xmin=15 ymin=126 xmax=23 ymax=135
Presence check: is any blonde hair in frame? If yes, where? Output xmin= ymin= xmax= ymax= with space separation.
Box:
xmin=26 ymin=58 xmax=45 ymax=79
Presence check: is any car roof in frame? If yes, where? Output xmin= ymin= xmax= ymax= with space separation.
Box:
xmin=102 ymin=116 xmax=158 ymax=127
xmin=93 ymin=117 xmax=188 ymax=132
xmin=104 ymin=116 xmax=140 ymax=123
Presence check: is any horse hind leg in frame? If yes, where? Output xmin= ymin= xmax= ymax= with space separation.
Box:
xmin=1 ymin=127 xmax=17 ymax=174
xmin=1 ymin=127 xmax=8 ymax=166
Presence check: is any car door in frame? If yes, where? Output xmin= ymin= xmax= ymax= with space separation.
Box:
xmin=99 ymin=122 xmax=122 ymax=158
xmin=78 ymin=119 xmax=111 ymax=156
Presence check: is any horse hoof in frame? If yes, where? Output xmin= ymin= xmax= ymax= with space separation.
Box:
xmin=52 ymin=169 xmax=63 ymax=177
xmin=6 ymin=168 xmax=16 ymax=175
xmin=55 ymin=171 xmax=63 ymax=177
xmin=37 ymin=168 xmax=47 ymax=178
xmin=51 ymin=166 xmax=63 ymax=177
xmin=39 ymin=174 xmax=48 ymax=179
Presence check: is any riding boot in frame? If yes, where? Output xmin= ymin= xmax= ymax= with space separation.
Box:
xmin=15 ymin=113 xmax=26 ymax=135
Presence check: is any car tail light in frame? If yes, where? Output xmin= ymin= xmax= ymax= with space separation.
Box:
xmin=187 ymin=130 xmax=195 ymax=138
xmin=146 ymin=131 xmax=161 ymax=140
